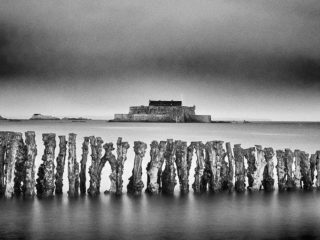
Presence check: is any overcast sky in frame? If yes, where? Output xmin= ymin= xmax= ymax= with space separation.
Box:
xmin=0 ymin=0 xmax=319 ymax=120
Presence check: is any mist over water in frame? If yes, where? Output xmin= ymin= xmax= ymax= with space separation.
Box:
xmin=0 ymin=121 xmax=320 ymax=239
xmin=1 ymin=191 xmax=320 ymax=239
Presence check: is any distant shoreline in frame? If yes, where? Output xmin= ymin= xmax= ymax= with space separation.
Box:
xmin=1 ymin=119 xmax=320 ymax=124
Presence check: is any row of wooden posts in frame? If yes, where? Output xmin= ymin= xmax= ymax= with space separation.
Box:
xmin=0 ymin=131 xmax=320 ymax=198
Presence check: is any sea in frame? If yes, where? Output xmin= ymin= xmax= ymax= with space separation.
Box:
xmin=0 ymin=120 xmax=320 ymax=240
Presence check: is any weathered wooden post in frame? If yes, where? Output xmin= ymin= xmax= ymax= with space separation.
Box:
xmin=234 ymin=144 xmax=246 ymax=193
xmin=226 ymin=142 xmax=234 ymax=191
xmin=316 ymin=151 xmax=320 ymax=189
xmin=0 ymin=132 xmax=6 ymax=196
xmin=23 ymin=131 xmax=37 ymax=198
xmin=220 ymin=148 xmax=228 ymax=190
xmin=4 ymin=132 xmax=23 ymax=198
xmin=68 ymin=133 xmax=79 ymax=197
xmin=157 ymin=141 xmax=167 ymax=192
xmin=87 ymin=136 xmax=105 ymax=196
xmin=251 ymin=145 xmax=265 ymax=191
xmin=127 ymin=141 xmax=147 ymax=195
xmin=13 ymin=133 xmax=26 ymax=196
xmin=276 ymin=150 xmax=286 ymax=191
xmin=300 ymin=151 xmax=312 ymax=190
xmin=262 ymin=148 xmax=275 ymax=191
xmin=244 ymin=147 xmax=257 ymax=190
xmin=55 ymin=136 xmax=67 ymax=195
xmin=203 ymin=141 xmax=224 ymax=193
xmin=186 ymin=143 xmax=194 ymax=173
xmin=192 ymin=141 xmax=206 ymax=193
xmin=293 ymin=150 xmax=302 ymax=189
xmin=111 ymin=137 xmax=129 ymax=195
xmin=105 ymin=143 xmax=117 ymax=194
xmin=203 ymin=141 xmax=213 ymax=192
xmin=175 ymin=140 xmax=190 ymax=194
xmin=284 ymin=149 xmax=295 ymax=190
xmin=146 ymin=141 xmax=165 ymax=194
xmin=36 ymin=133 xmax=56 ymax=198
xmin=80 ymin=137 xmax=89 ymax=195
xmin=0 ymin=132 xmax=5 ymax=196
xmin=0 ymin=131 xmax=17 ymax=196
xmin=102 ymin=142 xmax=117 ymax=194
xmin=310 ymin=154 xmax=316 ymax=186
xmin=211 ymin=141 xmax=224 ymax=192
xmin=162 ymin=139 xmax=177 ymax=195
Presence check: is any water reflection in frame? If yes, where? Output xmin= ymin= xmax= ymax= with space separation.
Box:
xmin=1 ymin=192 xmax=320 ymax=239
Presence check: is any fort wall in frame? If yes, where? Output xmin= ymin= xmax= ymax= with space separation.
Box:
xmin=114 ymin=101 xmax=211 ymax=123
xmin=188 ymin=115 xmax=212 ymax=123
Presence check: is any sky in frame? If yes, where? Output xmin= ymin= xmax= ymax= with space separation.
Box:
xmin=0 ymin=0 xmax=320 ymax=121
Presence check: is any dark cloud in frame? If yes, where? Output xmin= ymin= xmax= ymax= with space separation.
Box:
xmin=1 ymin=0 xmax=320 ymax=120
xmin=1 ymin=0 xmax=320 ymax=84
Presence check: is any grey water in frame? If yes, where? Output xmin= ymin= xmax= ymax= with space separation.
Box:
xmin=1 ymin=120 xmax=320 ymax=239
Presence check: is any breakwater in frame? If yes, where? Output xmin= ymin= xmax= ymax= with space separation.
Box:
xmin=1 ymin=131 xmax=320 ymax=198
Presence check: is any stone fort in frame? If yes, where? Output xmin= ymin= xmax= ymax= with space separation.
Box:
xmin=113 ymin=100 xmax=211 ymax=123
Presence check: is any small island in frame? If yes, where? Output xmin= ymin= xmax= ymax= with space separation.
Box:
xmin=62 ymin=117 xmax=91 ymax=121
xmin=0 ymin=115 xmax=7 ymax=120
xmin=30 ymin=114 xmax=60 ymax=120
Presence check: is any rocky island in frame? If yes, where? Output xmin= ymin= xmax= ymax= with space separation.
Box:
xmin=62 ymin=117 xmax=91 ymax=121
xmin=30 ymin=114 xmax=60 ymax=120
xmin=113 ymin=100 xmax=212 ymax=123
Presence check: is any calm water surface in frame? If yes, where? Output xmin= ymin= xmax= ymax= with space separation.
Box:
xmin=1 ymin=192 xmax=320 ymax=239
xmin=0 ymin=120 xmax=320 ymax=239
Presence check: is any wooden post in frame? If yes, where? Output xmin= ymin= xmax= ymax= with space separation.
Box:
xmin=23 ymin=131 xmax=37 ymax=198
xmin=13 ymin=133 xmax=26 ymax=196
xmin=192 ymin=142 xmax=206 ymax=193
xmin=155 ymin=141 xmax=167 ymax=192
xmin=36 ymin=133 xmax=56 ymax=198
xmin=300 ymin=151 xmax=312 ymax=190
xmin=0 ymin=132 xmax=17 ymax=196
xmin=251 ymin=145 xmax=266 ymax=191
xmin=162 ymin=139 xmax=177 ymax=195
xmin=87 ymin=136 xmax=104 ymax=196
xmin=316 ymin=151 xmax=320 ymax=189
xmin=68 ymin=133 xmax=79 ymax=197
xmin=234 ymin=144 xmax=246 ymax=193
xmin=262 ymin=147 xmax=275 ymax=191
xmin=103 ymin=142 xmax=118 ymax=194
xmin=220 ymin=148 xmax=228 ymax=190
xmin=186 ymin=143 xmax=194 ymax=183
xmin=203 ymin=141 xmax=214 ymax=192
xmin=113 ymin=137 xmax=129 ymax=195
xmin=284 ymin=149 xmax=295 ymax=190
xmin=201 ymin=141 xmax=211 ymax=193
xmin=146 ymin=141 xmax=163 ymax=194
xmin=276 ymin=150 xmax=286 ymax=191
xmin=175 ymin=140 xmax=190 ymax=194
xmin=293 ymin=150 xmax=302 ymax=189
xmin=204 ymin=141 xmax=224 ymax=193
xmin=55 ymin=136 xmax=67 ymax=195
xmin=226 ymin=142 xmax=234 ymax=191
xmin=79 ymin=137 xmax=90 ymax=195
xmin=4 ymin=132 xmax=23 ymax=198
xmin=0 ymin=132 xmax=6 ymax=196
xmin=127 ymin=141 xmax=147 ymax=195
xmin=213 ymin=141 xmax=224 ymax=192
xmin=244 ymin=147 xmax=256 ymax=190
xmin=106 ymin=143 xmax=117 ymax=194
xmin=310 ymin=154 xmax=316 ymax=187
